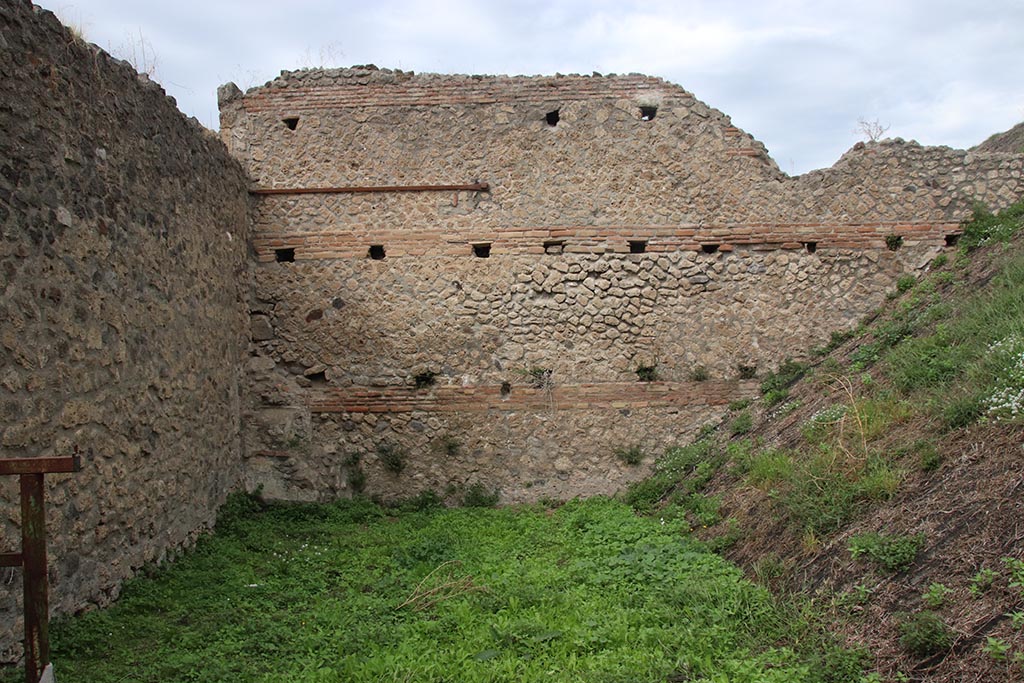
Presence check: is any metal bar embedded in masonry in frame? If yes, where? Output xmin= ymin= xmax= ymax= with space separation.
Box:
xmin=250 ymin=182 xmax=489 ymax=196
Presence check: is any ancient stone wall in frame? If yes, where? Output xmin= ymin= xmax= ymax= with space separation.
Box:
xmin=0 ymin=1 xmax=250 ymax=660
xmin=222 ymin=67 xmax=1023 ymax=504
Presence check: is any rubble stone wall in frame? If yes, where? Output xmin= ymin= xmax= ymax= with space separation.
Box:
xmin=221 ymin=67 xmax=1023 ymax=504
xmin=0 ymin=1 xmax=250 ymax=660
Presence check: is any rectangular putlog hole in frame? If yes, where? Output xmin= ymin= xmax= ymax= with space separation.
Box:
xmin=472 ymin=243 xmax=491 ymax=258
xmin=543 ymin=240 xmax=565 ymax=255
xmin=275 ymin=248 xmax=295 ymax=262
xmin=629 ymin=240 xmax=647 ymax=254
xmin=368 ymin=244 xmax=386 ymax=260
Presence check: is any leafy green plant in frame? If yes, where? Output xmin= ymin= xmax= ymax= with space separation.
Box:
xmin=931 ymin=253 xmax=948 ymax=268
xmin=837 ymin=582 xmax=873 ymax=608
xmin=377 ymin=443 xmax=407 ymax=474
xmin=969 ymin=568 xmax=999 ymax=597
xmin=635 ymin=363 xmax=658 ymax=382
xmin=688 ymin=365 xmax=709 ymax=381
xmin=1003 ymin=556 xmax=1024 ymax=591
xmin=460 ymin=482 xmax=499 ymax=507
xmin=728 ymin=411 xmax=752 ymax=436
xmin=728 ymin=398 xmax=751 ymax=411
xmin=960 ymin=199 xmax=1024 ymax=250
xmin=922 ymin=582 xmax=952 ymax=608
xmin=898 ymin=611 xmax=952 ymax=656
xmin=0 ymin=497 xmax=876 ymax=683
xmin=759 ymin=359 xmax=807 ymax=407
xmin=886 ymin=234 xmax=904 ymax=251
xmin=848 ymin=532 xmax=924 ymax=572
xmin=983 ymin=637 xmax=1010 ymax=661
xmin=623 ymin=474 xmax=674 ymax=513
xmin=896 ymin=274 xmax=916 ymax=293
xmin=391 ymin=489 xmax=445 ymax=513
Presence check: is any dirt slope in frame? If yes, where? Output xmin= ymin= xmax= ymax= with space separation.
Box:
xmin=675 ymin=228 xmax=1024 ymax=681
xmin=973 ymin=121 xmax=1024 ymax=155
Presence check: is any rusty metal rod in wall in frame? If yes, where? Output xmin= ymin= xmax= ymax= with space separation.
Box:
xmin=250 ymin=182 xmax=489 ymax=196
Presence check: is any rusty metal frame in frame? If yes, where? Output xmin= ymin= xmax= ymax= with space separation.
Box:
xmin=1 ymin=451 xmax=81 ymax=683
xmin=249 ymin=181 xmax=489 ymax=196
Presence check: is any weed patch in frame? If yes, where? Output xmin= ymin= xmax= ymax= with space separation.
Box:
xmin=849 ymin=532 xmax=925 ymax=572
xmin=18 ymin=498 xmax=855 ymax=682
xmin=899 ymin=611 xmax=953 ymax=657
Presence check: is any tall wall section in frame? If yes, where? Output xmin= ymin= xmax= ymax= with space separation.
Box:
xmin=0 ymin=2 xmax=250 ymax=661
xmin=221 ymin=67 xmax=1024 ymax=505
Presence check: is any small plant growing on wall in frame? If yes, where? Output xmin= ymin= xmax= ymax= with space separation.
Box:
xmin=438 ymin=435 xmax=461 ymax=456
xmin=461 ymin=482 xmax=500 ymax=507
xmin=525 ymin=367 xmax=553 ymax=389
xmin=377 ymin=443 xmax=408 ymax=474
xmin=635 ymin=364 xmax=658 ymax=382
xmin=344 ymin=452 xmax=366 ymax=493
xmin=689 ymin=366 xmax=709 ymax=381
xmin=615 ymin=445 xmax=644 ymax=465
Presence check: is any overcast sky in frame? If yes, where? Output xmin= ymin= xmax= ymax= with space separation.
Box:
xmin=42 ymin=0 xmax=1024 ymax=175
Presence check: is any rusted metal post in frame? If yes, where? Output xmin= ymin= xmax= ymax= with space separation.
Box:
xmin=0 ymin=453 xmax=81 ymax=683
xmin=20 ymin=473 xmax=47 ymax=683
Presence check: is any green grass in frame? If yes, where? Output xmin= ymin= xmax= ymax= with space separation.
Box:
xmin=1 ymin=495 xmax=854 ymax=683
xmin=883 ymin=260 xmax=1024 ymax=425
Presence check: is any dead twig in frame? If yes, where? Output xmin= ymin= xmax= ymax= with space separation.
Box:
xmin=396 ymin=560 xmax=487 ymax=611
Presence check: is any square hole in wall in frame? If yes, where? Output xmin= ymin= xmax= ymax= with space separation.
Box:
xmin=368 ymin=244 xmax=386 ymax=260
xmin=629 ymin=240 xmax=647 ymax=254
xmin=803 ymin=241 xmax=817 ymax=254
xmin=945 ymin=234 xmax=960 ymax=247
xmin=472 ymin=243 xmax=491 ymax=258
xmin=544 ymin=240 xmax=565 ymax=255
xmin=639 ymin=106 xmax=657 ymax=121
xmin=546 ymin=109 xmax=560 ymax=126
xmin=282 ymin=116 xmax=299 ymax=130
xmin=275 ymin=248 xmax=295 ymax=262
xmin=701 ymin=244 xmax=719 ymax=254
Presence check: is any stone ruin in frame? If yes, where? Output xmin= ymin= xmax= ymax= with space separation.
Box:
xmin=1 ymin=0 xmax=1022 ymax=662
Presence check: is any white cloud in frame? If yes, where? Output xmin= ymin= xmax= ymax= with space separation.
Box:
xmin=41 ymin=0 xmax=1024 ymax=173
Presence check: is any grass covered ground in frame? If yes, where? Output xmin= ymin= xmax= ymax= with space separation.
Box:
xmin=2 ymin=496 xmax=850 ymax=683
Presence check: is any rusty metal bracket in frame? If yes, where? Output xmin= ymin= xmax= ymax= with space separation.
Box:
xmin=249 ymin=181 xmax=489 ymax=196
xmin=1 ymin=450 xmax=82 ymax=683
